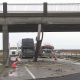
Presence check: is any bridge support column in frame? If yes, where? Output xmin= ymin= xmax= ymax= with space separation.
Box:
xmin=3 ymin=2 xmax=9 ymax=67
xmin=2 ymin=25 xmax=9 ymax=67
xmin=34 ymin=24 xmax=42 ymax=62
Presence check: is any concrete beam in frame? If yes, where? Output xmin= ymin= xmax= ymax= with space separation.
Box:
xmin=34 ymin=24 xmax=42 ymax=62
xmin=1 ymin=17 xmax=80 ymax=25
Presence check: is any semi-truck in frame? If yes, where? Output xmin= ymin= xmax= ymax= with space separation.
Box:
xmin=21 ymin=38 xmax=35 ymax=58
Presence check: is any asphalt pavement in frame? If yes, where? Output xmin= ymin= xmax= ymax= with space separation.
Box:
xmin=29 ymin=73 xmax=80 ymax=80
xmin=1 ymin=58 xmax=80 ymax=80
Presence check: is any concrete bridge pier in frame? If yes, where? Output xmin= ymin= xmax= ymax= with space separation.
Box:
xmin=34 ymin=24 xmax=42 ymax=62
xmin=3 ymin=2 xmax=9 ymax=67
xmin=2 ymin=25 xmax=9 ymax=67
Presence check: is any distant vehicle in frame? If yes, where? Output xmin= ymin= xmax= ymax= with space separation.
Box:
xmin=40 ymin=45 xmax=54 ymax=58
xmin=9 ymin=49 xmax=18 ymax=56
xmin=21 ymin=38 xmax=35 ymax=58
xmin=9 ymin=49 xmax=19 ymax=64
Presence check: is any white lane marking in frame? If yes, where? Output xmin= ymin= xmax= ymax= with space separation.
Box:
xmin=24 ymin=66 xmax=36 ymax=79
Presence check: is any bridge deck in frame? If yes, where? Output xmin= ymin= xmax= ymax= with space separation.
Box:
xmin=0 ymin=3 xmax=80 ymax=32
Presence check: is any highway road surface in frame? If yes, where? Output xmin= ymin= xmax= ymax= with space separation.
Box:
xmin=1 ymin=58 xmax=80 ymax=80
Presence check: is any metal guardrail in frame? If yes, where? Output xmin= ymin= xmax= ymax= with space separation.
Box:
xmin=0 ymin=3 xmax=80 ymax=13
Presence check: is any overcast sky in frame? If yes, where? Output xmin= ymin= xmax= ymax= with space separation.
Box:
xmin=0 ymin=32 xmax=80 ymax=50
xmin=0 ymin=0 xmax=80 ymax=50
xmin=1 ymin=0 xmax=80 ymax=3
xmin=9 ymin=32 xmax=80 ymax=50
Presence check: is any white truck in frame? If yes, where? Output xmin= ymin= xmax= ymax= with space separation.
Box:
xmin=9 ymin=49 xmax=19 ymax=62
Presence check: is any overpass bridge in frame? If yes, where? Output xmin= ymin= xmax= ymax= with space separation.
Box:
xmin=1 ymin=3 xmax=80 ymax=32
xmin=1 ymin=2 xmax=80 ymax=65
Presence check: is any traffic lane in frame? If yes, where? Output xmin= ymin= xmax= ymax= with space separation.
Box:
xmin=25 ymin=61 xmax=80 ymax=79
xmin=25 ymin=63 xmax=62 ymax=79
xmin=16 ymin=66 xmax=33 ymax=79
xmin=29 ymin=67 xmax=53 ymax=79
xmin=29 ymin=72 xmax=80 ymax=80
xmin=25 ymin=64 xmax=64 ymax=79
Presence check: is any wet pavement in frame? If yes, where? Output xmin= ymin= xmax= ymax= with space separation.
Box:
xmin=1 ymin=58 xmax=80 ymax=80
xmin=25 ymin=59 xmax=80 ymax=79
xmin=1 ymin=65 xmax=33 ymax=80
xmin=29 ymin=73 xmax=80 ymax=80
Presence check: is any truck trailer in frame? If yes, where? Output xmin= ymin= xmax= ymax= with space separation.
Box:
xmin=21 ymin=38 xmax=35 ymax=58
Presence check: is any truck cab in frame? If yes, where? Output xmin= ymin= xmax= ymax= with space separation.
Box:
xmin=9 ymin=49 xmax=19 ymax=63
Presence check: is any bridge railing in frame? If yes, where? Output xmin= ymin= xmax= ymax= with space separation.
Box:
xmin=48 ymin=3 xmax=80 ymax=13
xmin=1 ymin=3 xmax=80 ymax=13
xmin=7 ymin=4 xmax=43 ymax=13
xmin=0 ymin=4 xmax=3 ymax=13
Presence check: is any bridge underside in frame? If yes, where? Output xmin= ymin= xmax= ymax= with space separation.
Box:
xmin=1 ymin=24 xmax=80 ymax=32
xmin=8 ymin=24 xmax=80 ymax=32
xmin=0 ymin=13 xmax=80 ymax=32
xmin=0 ymin=24 xmax=80 ymax=32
